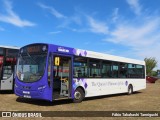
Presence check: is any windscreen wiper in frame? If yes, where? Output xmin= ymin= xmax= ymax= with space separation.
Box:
xmin=26 ymin=51 xmax=38 ymax=64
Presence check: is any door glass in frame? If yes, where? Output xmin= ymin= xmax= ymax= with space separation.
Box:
xmin=0 ymin=64 xmax=2 ymax=80
xmin=48 ymin=54 xmax=52 ymax=87
xmin=53 ymin=56 xmax=70 ymax=98
xmin=2 ymin=58 xmax=15 ymax=80
xmin=3 ymin=66 xmax=12 ymax=80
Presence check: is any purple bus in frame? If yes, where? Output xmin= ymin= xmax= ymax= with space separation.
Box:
xmin=14 ymin=43 xmax=146 ymax=102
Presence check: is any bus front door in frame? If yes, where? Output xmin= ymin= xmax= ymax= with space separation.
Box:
xmin=1 ymin=65 xmax=13 ymax=90
xmin=53 ymin=55 xmax=72 ymax=100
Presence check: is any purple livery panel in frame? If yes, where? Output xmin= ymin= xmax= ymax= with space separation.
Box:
xmin=15 ymin=43 xmax=88 ymax=101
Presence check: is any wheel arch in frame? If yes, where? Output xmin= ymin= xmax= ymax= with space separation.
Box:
xmin=75 ymin=86 xmax=85 ymax=96
xmin=128 ymin=84 xmax=134 ymax=94
xmin=128 ymin=84 xmax=133 ymax=90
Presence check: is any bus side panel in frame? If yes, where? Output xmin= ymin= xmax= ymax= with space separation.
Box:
xmin=128 ymin=79 xmax=146 ymax=92
xmin=1 ymin=74 xmax=13 ymax=90
xmin=72 ymin=78 xmax=146 ymax=98
xmin=72 ymin=78 xmax=128 ymax=98
xmin=72 ymin=78 xmax=87 ymax=98
xmin=84 ymin=79 xmax=128 ymax=97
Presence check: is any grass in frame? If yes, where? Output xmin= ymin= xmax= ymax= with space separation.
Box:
xmin=0 ymin=80 xmax=160 ymax=120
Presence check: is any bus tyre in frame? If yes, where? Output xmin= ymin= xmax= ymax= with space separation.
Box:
xmin=128 ymin=85 xmax=133 ymax=95
xmin=73 ymin=88 xmax=84 ymax=103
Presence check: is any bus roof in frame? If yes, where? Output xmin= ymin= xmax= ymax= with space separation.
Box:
xmin=78 ymin=49 xmax=145 ymax=65
xmin=48 ymin=43 xmax=145 ymax=65
xmin=20 ymin=43 xmax=145 ymax=65
xmin=0 ymin=45 xmax=20 ymax=49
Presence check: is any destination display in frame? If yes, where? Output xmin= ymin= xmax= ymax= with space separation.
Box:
xmin=6 ymin=49 xmax=19 ymax=57
xmin=21 ymin=44 xmax=48 ymax=54
xmin=27 ymin=46 xmax=41 ymax=53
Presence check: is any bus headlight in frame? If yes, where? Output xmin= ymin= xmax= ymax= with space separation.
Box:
xmin=15 ymin=84 xmax=18 ymax=88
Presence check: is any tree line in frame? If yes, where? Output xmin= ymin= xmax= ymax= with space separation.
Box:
xmin=144 ymin=57 xmax=158 ymax=76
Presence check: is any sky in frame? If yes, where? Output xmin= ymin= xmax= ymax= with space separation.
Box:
xmin=0 ymin=0 xmax=160 ymax=68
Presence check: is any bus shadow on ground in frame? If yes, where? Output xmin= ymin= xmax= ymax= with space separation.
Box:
xmin=16 ymin=92 xmax=142 ymax=106
xmin=0 ymin=90 xmax=14 ymax=94
xmin=16 ymin=97 xmax=73 ymax=106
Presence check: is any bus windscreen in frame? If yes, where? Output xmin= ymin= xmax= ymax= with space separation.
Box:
xmin=17 ymin=44 xmax=48 ymax=82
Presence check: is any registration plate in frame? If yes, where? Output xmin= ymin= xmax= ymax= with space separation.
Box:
xmin=24 ymin=95 xmax=31 ymax=98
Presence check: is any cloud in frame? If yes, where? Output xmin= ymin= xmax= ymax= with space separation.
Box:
xmin=37 ymin=3 xmax=66 ymax=19
xmin=38 ymin=4 xmax=105 ymax=34
xmin=38 ymin=4 xmax=85 ymax=32
xmin=71 ymin=15 xmax=82 ymax=25
xmin=38 ymin=3 xmax=109 ymax=35
xmin=126 ymin=0 xmax=142 ymax=15
xmin=0 ymin=0 xmax=35 ymax=27
xmin=37 ymin=1 xmax=160 ymax=68
xmin=103 ymin=49 xmax=116 ymax=55
xmin=112 ymin=8 xmax=119 ymax=22
xmin=48 ymin=31 xmax=61 ymax=34
xmin=101 ymin=1 xmax=160 ymax=67
xmin=104 ymin=15 xmax=160 ymax=67
xmin=107 ymin=17 xmax=160 ymax=45
xmin=87 ymin=16 xmax=109 ymax=34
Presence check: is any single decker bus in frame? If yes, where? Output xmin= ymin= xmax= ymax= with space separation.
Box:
xmin=0 ymin=45 xmax=19 ymax=91
xmin=15 ymin=43 xmax=146 ymax=102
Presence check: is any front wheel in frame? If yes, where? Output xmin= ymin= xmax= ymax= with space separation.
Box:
xmin=73 ymin=88 xmax=85 ymax=103
xmin=128 ymin=85 xmax=133 ymax=95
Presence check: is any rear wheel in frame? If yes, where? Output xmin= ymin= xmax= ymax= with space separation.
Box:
xmin=73 ymin=88 xmax=84 ymax=103
xmin=128 ymin=85 xmax=133 ymax=95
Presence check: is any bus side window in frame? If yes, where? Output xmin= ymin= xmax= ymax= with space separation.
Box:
xmin=112 ymin=63 xmax=119 ymax=78
xmin=128 ymin=64 xmax=136 ymax=78
xmin=73 ymin=57 xmax=88 ymax=78
xmin=136 ymin=65 xmax=144 ymax=78
xmin=119 ymin=63 xmax=128 ymax=78
xmin=101 ymin=61 xmax=112 ymax=78
xmin=88 ymin=59 xmax=101 ymax=78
